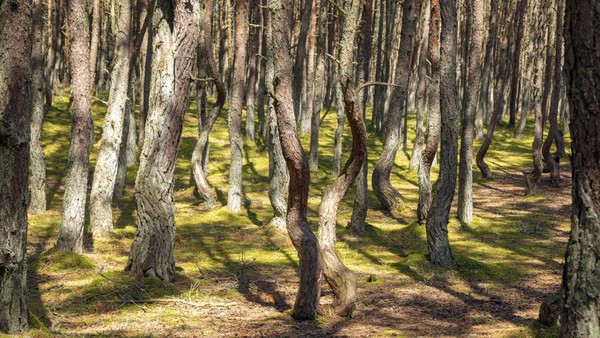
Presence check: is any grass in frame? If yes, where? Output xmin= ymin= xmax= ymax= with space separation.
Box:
xmin=23 ymin=91 xmax=570 ymax=337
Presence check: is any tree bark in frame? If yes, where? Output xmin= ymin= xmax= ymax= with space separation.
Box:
xmin=268 ymin=0 xmax=322 ymax=320
xmin=318 ymin=0 xmax=366 ymax=317
xmin=57 ymin=0 xmax=94 ymax=253
xmin=227 ymin=0 xmax=249 ymax=213
xmin=245 ymin=0 xmax=260 ymax=142
xmin=350 ymin=0 xmax=375 ymax=232
xmin=425 ymin=0 xmax=458 ymax=266
xmin=192 ymin=0 xmax=227 ymax=207
xmin=125 ymin=0 xmax=198 ymax=283
xmin=561 ymin=1 xmax=600 ymax=336
xmin=372 ymin=0 xmax=422 ymax=212
xmin=89 ymin=0 xmax=102 ymax=86
xmin=30 ymin=0 xmax=47 ymax=215
xmin=0 ymin=1 xmax=32 ymax=333
xmin=417 ymin=0 xmax=441 ymax=224
xmin=457 ymin=0 xmax=483 ymax=225
xmin=90 ymin=0 xmax=132 ymax=237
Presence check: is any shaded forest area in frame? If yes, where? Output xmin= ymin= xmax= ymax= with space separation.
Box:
xmin=1 ymin=0 xmax=599 ymax=336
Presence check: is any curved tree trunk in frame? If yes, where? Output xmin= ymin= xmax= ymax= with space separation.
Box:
xmin=0 ymin=1 xmax=32 ymax=332
xmin=90 ymin=0 xmax=132 ymax=237
xmin=269 ymin=0 xmax=322 ymax=320
xmin=57 ymin=0 xmax=94 ymax=253
xmin=30 ymin=0 xmax=47 ymax=215
xmin=319 ymin=0 xmax=366 ymax=317
xmin=372 ymin=0 xmax=422 ymax=212
xmin=425 ymin=0 xmax=458 ymax=266
xmin=561 ymin=1 xmax=600 ymax=335
xmin=126 ymin=0 xmax=198 ymax=283
xmin=541 ymin=0 xmax=564 ymax=189
xmin=417 ymin=0 xmax=441 ymax=225
xmin=350 ymin=0 xmax=375 ymax=232
xmin=227 ymin=0 xmax=249 ymax=213
xmin=457 ymin=0 xmax=484 ymax=225
xmin=332 ymin=77 xmax=346 ymax=176
xmin=192 ymin=0 xmax=227 ymax=207
xmin=525 ymin=13 xmax=554 ymax=195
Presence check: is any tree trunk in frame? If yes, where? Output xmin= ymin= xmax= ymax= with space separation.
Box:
xmin=409 ymin=0 xmax=430 ymax=171
xmin=57 ymin=0 xmax=94 ymax=253
xmin=561 ymin=1 xmax=600 ymax=335
xmin=417 ymin=0 xmax=441 ymax=225
xmin=0 ymin=1 xmax=32 ymax=333
xmin=245 ymin=0 xmax=260 ymax=142
xmin=476 ymin=0 xmax=499 ymax=140
xmin=350 ymin=0 xmax=375 ymax=232
xmin=89 ymin=0 xmax=102 ymax=86
xmin=90 ymin=0 xmax=132 ymax=237
xmin=268 ymin=0 xmax=321 ymax=320
xmin=227 ymin=0 xmax=249 ymax=213
xmin=267 ymin=101 xmax=289 ymax=230
xmin=319 ymin=0 xmax=366 ymax=317
xmin=457 ymin=0 xmax=483 ymax=225
xmin=126 ymin=0 xmax=198 ymax=283
xmin=542 ymin=0 xmax=564 ymax=189
xmin=425 ymin=0 xmax=458 ymax=266
xmin=30 ymin=0 xmax=47 ymax=215
xmin=372 ymin=0 xmax=422 ymax=212
xmin=308 ymin=0 xmax=327 ymax=172
xmin=332 ymin=77 xmax=345 ymax=176
xmin=192 ymin=0 xmax=227 ymax=207
xmin=293 ymin=0 xmax=314 ymax=133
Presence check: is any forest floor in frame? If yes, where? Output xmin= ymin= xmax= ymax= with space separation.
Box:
xmin=21 ymin=94 xmax=569 ymax=338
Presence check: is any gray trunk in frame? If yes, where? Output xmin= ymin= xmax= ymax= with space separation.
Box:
xmin=425 ymin=0 xmax=458 ymax=266
xmin=126 ymin=0 xmax=198 ymax=283
xmin=457 ymin=0 xmax=484 ymax=225
xmin=30 ymin=0 xmax=47 ymax=215
xmin=57 ymin=0 xmax=94 ymax=253
xmin=227 ymin=0 xmax=249 ymax=213
xmin=561 ymin=1 xmax=600 ymax=335
xmin=0 ymin=1 xmax=32 ymax=332
xmin=90 ymin=0 xmax=132 ymax=236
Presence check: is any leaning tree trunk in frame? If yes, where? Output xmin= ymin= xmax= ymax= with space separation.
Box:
xmin=372 ymin=0 xmax=422 ymax=212
xmin=89 ymin=0 xmax=132 ymax=237
xmin=319 ymin=0 xmax=367 ymax=317
xmin=417 ymin=0 xmax=441 ymax=225
xmin=457 ymin=0 xmax=484 ymax=225
xmin=541 ymin=0 xmax=564 ymax=189
xmin=268 ymin=0 xmax=322 ymax=320
xmin=126 ymin=0 xmax=198 ymax=283
xmin=0 ymin=1 xmax=32 ymax=333
xmin=191 ymin=0 xmax=227 ymax=207
xmin=29 ymin=0 xmax=47 ymax=215
xmin=525 ymin=9 xmax=554 ymax=195
xmin=350 ymin=0 xmax=375 ymax=233
xmin=227 ymin=0 xmax=249 ymax=213
xmin=561 ymin=1 xmax=600 ymax=336
xmin=57 ymin=0 xmax=94 ymax=253
xmin=425 ymin=0 xmax=458 ymax=266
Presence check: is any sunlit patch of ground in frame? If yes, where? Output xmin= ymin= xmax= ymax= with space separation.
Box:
xmin=25 ymin=94 xmax=567 ymax=337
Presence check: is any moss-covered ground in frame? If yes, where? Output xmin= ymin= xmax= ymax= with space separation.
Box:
xmin=22 ymin=91 xmax=568 ymax=337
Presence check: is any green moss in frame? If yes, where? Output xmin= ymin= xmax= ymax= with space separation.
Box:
xmin=41 ymin=249 xmax=95 ymax=272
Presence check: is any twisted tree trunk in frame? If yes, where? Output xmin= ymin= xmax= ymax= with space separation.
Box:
xmin=269 ymin=0 xmax=321 ymax=320
xmin=126 ymin=0 xmax=198 ymax=283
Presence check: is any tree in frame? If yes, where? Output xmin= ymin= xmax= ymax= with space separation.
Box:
xmin=268 ymin=0 xmax=322 ymax=319
xmin=89 ymin=0 xmax=132 ymax=237
xmin=372 ymin=0 xmax=422 ymax=212
xmin=560 ymin=1 xmax=600 ymax=336
xmin=56 ymin=0 xmax=94 ymax=252
xmin=425 ymin=0 xmax=458 ymax=266
xmin=29 ymin=0 xmax=47 ymax=215
xmin=0 ymin=0 xmax=32 ymax=332
xmin=227 ymin=0 xmax=249 ymax=213
xmin=457 ymin=0 xmax=484 ymax=225
xmin=318 ymin=0 xmax=367 ymax=316
xmin=417 ymin=0 xmax=441 ymax=224
xmin=191 ymin=0 xmax=227 ymax=207
xmin=126 ymin=0 xmax=198 ymax=283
